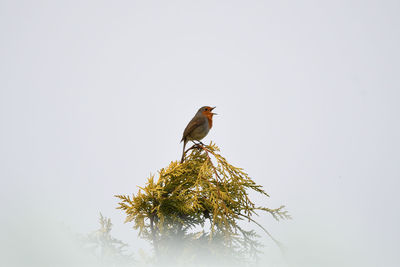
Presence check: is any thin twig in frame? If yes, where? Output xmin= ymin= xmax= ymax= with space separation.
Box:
xmin=239 ymin=213 xmax=286 ymax=254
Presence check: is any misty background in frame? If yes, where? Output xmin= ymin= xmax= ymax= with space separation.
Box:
xmin=1 ymin=1 xmax=399 ymax=266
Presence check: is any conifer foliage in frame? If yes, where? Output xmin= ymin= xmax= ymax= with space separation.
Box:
xmin=116 ymin=142 xmax=290 ymax=265
xmin=81 ymin=213 xmax=135 ymax=266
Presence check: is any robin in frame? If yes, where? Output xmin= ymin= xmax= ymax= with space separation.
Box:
xmin=180 ymin=106 xmax=217 ymax=163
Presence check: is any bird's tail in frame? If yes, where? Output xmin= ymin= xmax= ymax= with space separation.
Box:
xmin=180 ymin=139 xmax=187 ymax=163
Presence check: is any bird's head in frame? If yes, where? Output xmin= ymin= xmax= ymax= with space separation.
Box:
xmin=199 ymin=106 xmax=217 ymax=118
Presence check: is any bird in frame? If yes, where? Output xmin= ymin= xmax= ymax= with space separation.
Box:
xmin=180 ymin=106 xmax=216 ymax=163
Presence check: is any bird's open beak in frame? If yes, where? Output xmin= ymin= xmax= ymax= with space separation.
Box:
xmin=211 ymin=106 xmax=217 ymax=115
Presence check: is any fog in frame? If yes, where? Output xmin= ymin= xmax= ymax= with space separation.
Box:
xmin=1 ymin=1 xmax=399 ymax=266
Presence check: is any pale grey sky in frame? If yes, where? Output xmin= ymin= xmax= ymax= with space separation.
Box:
xmin=1 ymin=1 xmax=399 ymax=266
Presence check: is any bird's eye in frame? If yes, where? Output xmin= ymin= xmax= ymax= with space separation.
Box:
xmin=205 ymin=108 xmax=208 ymax=111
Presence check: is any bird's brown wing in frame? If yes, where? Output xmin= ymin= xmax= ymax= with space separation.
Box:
xmin=181 ymin=116 xmax=204 ymax=142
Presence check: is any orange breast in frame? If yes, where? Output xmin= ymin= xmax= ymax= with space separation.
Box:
xmin=206 ymin=114 xmax=213 ymax=129
xmin=202 ymin=110 xmax=214 ymax=129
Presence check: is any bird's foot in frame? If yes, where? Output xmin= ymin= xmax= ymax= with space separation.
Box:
xmin=191 ymin=140 xmax=205 ymax=146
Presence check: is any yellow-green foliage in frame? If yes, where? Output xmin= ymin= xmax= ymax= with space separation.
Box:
xmin=81 ymin=213 xmax=134 ymax=266
xmin=116 ymin=142 xmax=290 ymax=257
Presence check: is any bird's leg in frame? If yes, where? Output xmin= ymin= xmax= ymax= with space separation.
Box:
xmin=183 ymin=142 xmax=198 ymax=157
xmin=190 ymin=140 xmax=202 ymax=149
xmin=182 ymin=141 xmax=206 ymax=161
xmin=191 ymin=140 xmax=205 ymax=146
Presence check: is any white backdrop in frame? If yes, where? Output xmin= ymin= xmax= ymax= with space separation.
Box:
xmin=1 ymin=1 xmax=399 ymax=266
